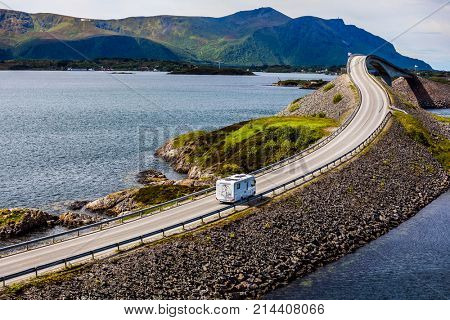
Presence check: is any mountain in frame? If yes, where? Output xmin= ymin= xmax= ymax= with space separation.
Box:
xmin=219 ymin=16 xmax=431 ymax=69
xmin=0 ymin=8 xmax=432 ymax=69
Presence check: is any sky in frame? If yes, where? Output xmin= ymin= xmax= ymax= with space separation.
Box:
xmin=1 ymin=0 xmax=449 ymax=70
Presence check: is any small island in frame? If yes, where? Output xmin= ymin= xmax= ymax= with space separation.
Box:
xmin=169 ymin=66 xmax=255 ymax=76
xmin=273 ymin=79 xmax=329 ymax=89
xmin=110 ymin=71 xmax=134 ymax=75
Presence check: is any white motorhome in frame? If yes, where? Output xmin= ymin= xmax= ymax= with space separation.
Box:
xmin=215 ymin=174 xmax=256 ymax=203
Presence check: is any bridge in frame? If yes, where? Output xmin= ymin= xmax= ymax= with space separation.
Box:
xmin=365 ymin=54 xmax=415 ymax=86
xmin=0 ymin=55 xmax=398 ymax=285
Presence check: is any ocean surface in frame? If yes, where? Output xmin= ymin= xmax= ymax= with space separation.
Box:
xmin=0 ymin=71 xmax=334 ymax=211
xmin=428 ymin=108 xmax=450 ymax=116
xmin=266 ymin=191 xmax=450 ymax=300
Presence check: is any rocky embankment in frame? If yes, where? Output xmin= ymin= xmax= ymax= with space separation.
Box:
xmin=3 ymin=118 xmax=448 ymax=299
xmin=0 ymin=209 xmax=58 ymax=239
xmin=0 ymin=208 xmax=105 ymax=238
xmin=278 ymin=74 xmax=358 ymax=120
xmin=393 ymin=76 xmax=450 ymax=109
xmin=155 ymin=138 xmax=216 ymax=181
xmin=391 ymin=78 xmax=450 ymax=139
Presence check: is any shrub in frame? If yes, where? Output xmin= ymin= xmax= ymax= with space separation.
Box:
xmin=333 ymin=93 xmax=343 ymax=104
xmin=323 ymin=82 xmax=335 ymax=92
xmin=288 ymin=103 xmax=300 ymax=112
xmin=221 ymin=163 xmax=241 ymax=174
xmin=316 ymin=112 xmax=326 ymax=118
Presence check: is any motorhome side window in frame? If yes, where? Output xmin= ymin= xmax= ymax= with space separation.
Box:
xmin=251 ymin=180 xmax=255 ymax=186
xmin=236 ymin=183 xmax=240 ymax=189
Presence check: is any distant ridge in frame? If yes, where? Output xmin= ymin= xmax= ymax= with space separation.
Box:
xmin=0 ymin=8 xmax=432 ymax=69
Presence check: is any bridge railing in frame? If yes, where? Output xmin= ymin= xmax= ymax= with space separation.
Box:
xmin=0 ymin=111 xmax=392 ymax=286
xmin=0 ymin=60 xmax=364 ymax=258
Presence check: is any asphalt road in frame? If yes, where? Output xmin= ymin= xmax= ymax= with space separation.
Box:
xmin=0 ymin=55 xmax=390 ymax=279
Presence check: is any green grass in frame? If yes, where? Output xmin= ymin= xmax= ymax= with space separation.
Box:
xmin=173 ymin=130 xmax=208 ymax=148
xmin=0 ymin=209 xmax=26 ymax=227
xmin=224 ymin=116 xmax=336 ymax=146
xmin=333 ymin=93 xmax=343 ymax=104
xmin=171 ymin=116 xmax=337 ymax=176
xmin=395 ymin=112 xmax=450 ymax=171
xmin=133 ymin=185 xmax=208 ymax=206
xmin=323 ymin=82 xmax=335 ymax=92
xmin=288 ymin=103 xmax=300 ymax=112
xmin=431 ymin=114 xmax=450 ymax=124
xmin=428 ymin=77 xmax=450 ymax=85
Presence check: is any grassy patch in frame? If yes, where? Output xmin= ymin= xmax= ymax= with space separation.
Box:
xmin=394 ymin=112 xmax=450 ymax=171
xmin=0 ymin=209 xmax=26 ymax=227
xmin=323 ymin=82 xmax=335 ymax=92
xmin=288 ymin=103 xmax=300 ymax=112
xmin=428 ymin=77 xmax=450 ymax=85
xmin=2 ymin=264 xmax=83 ymax=297
xmin=431 ymin=114 xmax=450 ymax=124
xmin=133 ymin=185 xmax=208 ymax=206
xmin=348 ymin=83 xmax=360 ymax=104
xmin=173 ymin=130 xmax=208 ymax=148
xmin=171 ymin=116 xmax=337 ymax=176
xmin=333 ymin=93 xmax=343 ymax=104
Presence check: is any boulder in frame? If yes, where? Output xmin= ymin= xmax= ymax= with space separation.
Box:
xmin=137 ymin=169 xmax=169 ymax=185
xmin=58 ymin=212 xmax=101 ymax=229
xmin=67 ymin=200 xmax=90 ymax=210
xmin=0 ymin=208 xmax=58 ymax=239
xmin=85 ymin=189 xmax=139 ymax=216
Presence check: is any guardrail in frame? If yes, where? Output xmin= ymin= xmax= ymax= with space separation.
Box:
xmin=0 ymin=111 xmax=392 ymax=286
xmin=0 ymin=57 xmax=364 ymax=258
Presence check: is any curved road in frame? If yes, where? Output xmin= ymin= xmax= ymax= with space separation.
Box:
xmin=0 ymin=55 xmax=390 ymax=279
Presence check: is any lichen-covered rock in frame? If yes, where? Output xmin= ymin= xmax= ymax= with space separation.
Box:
xmin=0 ymin=208 xmax=57 ymax=239
xmin=66 ymin=200 xmax=90 ymax=211
xmin=58 ymin=212 xmax=101 ymax=229
xmin=154 ymin=140 xmax=194 ymax=174
xmin=137 ymin=169 xmax=169 ymax=185
xmin=85 ymin=189 xmax=139 ymax=216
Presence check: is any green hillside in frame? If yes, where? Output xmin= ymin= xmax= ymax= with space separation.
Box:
xmin=0 ymin=7 xmax=432 ymax=69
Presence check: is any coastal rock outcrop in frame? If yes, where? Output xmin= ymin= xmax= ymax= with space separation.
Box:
xmin=154 ymin=140 xmax=194 ymax=174
xmin=137 ymin=169 xmax=171 ymax=185
xmin=0 ymin=208 xmax=58 ymax=239
xmin=67 ymin=200 xmax=90 ymax=211
xmin=85 ymin=189 xmax=139 ymax=216
xmin=58 ymin=212 xmax=102 ymax=229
